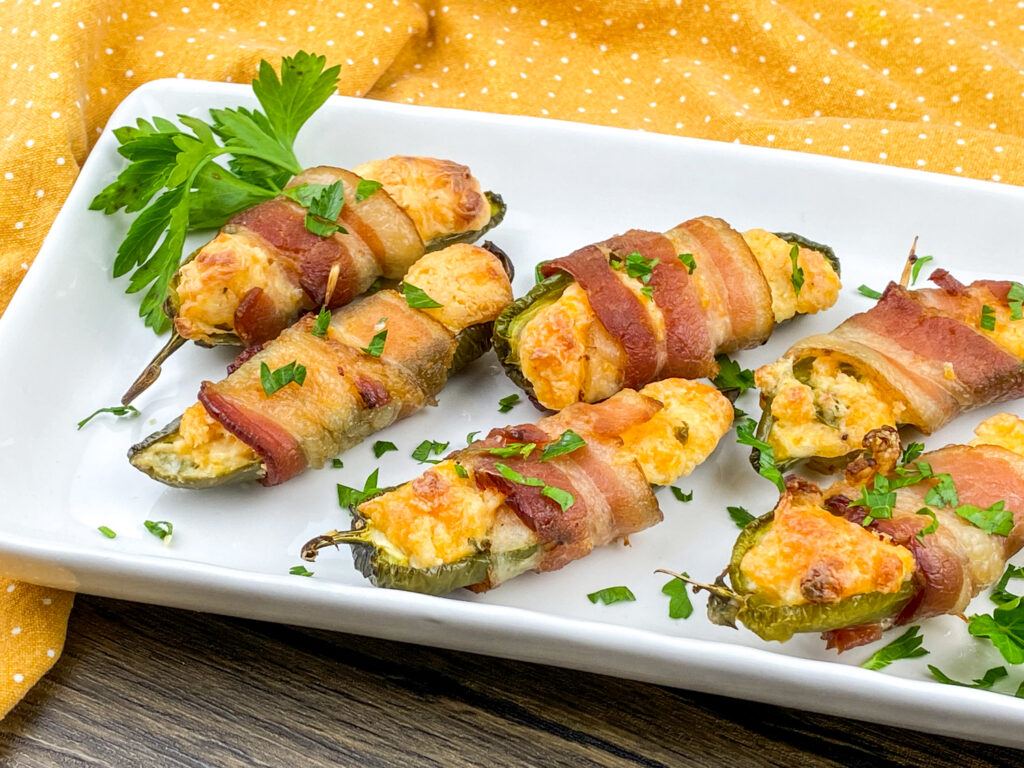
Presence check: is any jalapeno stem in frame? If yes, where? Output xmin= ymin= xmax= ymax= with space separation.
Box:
xmin=655 ymin=569 xmax=739 ymax=602
xmin=300 ymin=529 xmax=370 ymax=562
xmin=122 ymin=332 xmax=187 ymax=405
xmin=898 ymin=235 xmax=920 ymax=289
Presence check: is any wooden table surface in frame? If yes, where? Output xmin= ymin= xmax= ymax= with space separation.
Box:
xmin=0 ymin=596 xmax=1016 ymax=766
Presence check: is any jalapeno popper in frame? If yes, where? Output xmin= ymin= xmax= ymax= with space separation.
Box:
xmin=124 ymin=157 xmax=506 ymax=402
xmin=128 ymin=243 xmax=513 ymax=488
xmin=301 ymin=379 xmax=734 ymax=594
xmin=493 ymin=222 xmax=840 ymax=411
xmin=697 ymin=420 xmax=1024 ymax=650
xmin=755 ymin=269 xmax=1024 ymax=468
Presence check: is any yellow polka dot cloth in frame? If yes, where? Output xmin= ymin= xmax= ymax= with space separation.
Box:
xmin=1 ymin=0 xmax=1024 ymax=711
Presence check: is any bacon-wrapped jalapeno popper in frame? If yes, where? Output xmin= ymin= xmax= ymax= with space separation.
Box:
xmin=698 ymin=419 xmax=1024 ymax=650
xmin=756 ymin=269 xmax=1024 ymax=468
xmin=301 ymin=379 xmax=734 ymax=595
xmin=125 ymin=157 xmax=506 ymax=402
xmin=493 ymin=222 xmax=841 ymax=411
xmin=128 ymin=243 xmax=513 ymax=488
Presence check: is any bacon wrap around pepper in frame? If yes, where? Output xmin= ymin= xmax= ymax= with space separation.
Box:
xmin=538 ymin=217 xmax=774 ymax=385
xmin=199 ymin=291 xmax=455 ymax=485
xmin=462 ymin=391 xmax=664 ymax=572
xmin=786 ymin=271 xmax=1024 ymax=434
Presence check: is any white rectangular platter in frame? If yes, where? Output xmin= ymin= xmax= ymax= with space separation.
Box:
xmin=3 ymin=78 xmax=1024 ymax=747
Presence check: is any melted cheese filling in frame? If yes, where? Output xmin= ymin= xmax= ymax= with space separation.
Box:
xmin=359 ymin=461 xmax=507 ymax=569
xmin=741 ymin=229 xmax=842 ymax=323
xmin=620 ymin=379 xmax=734 ymax=485
xmin=972 ymin=413 xmax=1024 ymax=455
xmin=740 ymin=496 xmax=916 ymax=606
xmin=756 ymin=356 xmax=908 ymax=462
xmin=174 ymin=230 xmax=306 ymax=344
xmin=133 ymin=403 xmax=258 ymax=480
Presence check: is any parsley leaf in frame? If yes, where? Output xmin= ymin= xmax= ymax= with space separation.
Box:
xmin=541 ymin=485 xmax=575 ymax=512
xmin=671 ymin=487 xmax=693 ymax=503
xmin=929 ymin=665 xmax=1007 ymax=690
xmin=494 ymin=462 xmax=575 ymax=511
xmin=372 ymin=441 xmax=397 ymax=458
xmin=1009 ymin=282 xmax=1024 ymax=321
xmin=488 ymin=442 xmax=537 ymax=459
xmin=454 ymin=463 xmax=469 ymax=479
xmin=924 ymin=473 xmax=959 ymax=508
xmin=735 ymin=417 xmax=785 ymax=492
xmin=143 ymin=520 xmax=174 ymax=540
xmin=910 ymin=255 xmax=934 ymax=285
xmin=661 ymin=574 xmax=693 ymax=619
xmin=981 ymin=304 xmax=997 ymax=332
xmin=788 ymin=243 xmax=804 ymax=296
xmin=97 ymin=526 xmax=117 ymax=539
xmin=412 ymin=440 xmax=450 ymax=463
xmin=992 ymin=564 xmax=1024 ymax=606
xmin=331 ymin=458 xmax=344 ymax=468
xmin=641 ymin=285 xmax=655 ymax=299
xmin=498 ymin=394 xmax=520 ymax=413
xmin=466 ymin=431 xmax=480 ymax=445
xmin=355 ymin=179 xmax=383 ymax=202
xmin=540 ymin=429 xmax=586 ymax=461
xmin=712 ymin=354 xmax=755 ymax=397
xmin=361 ymin=319 xmax=388 ymax=357
xmin=858 ymin=284 xmax=883 ymax=300
xmin=260 ymin=360 xmax=307 ymax=396
xmin=610 ymin=250 xmax=659 ymax=284
xmin=77 ymin=404 xmax=140 ymax=430
xmin=727 ymin=506 xmax=755 ymax=528
xmin=283 ymin=181 xmax=346 ymax=237
xmin=587 ymin=586 xmax=636 ymax=606
xmin=860 ymin=626 xmax=929 ymax=670
xmin=337 ymin=468 xmax=380 ymax=509
xmin=401 ymin=282 xmax=443 ymax=309
xmin=954 ymin=500 xmax=1014 ymax=536
xmin=289 ymin=565 xmax=314 ymax=577
xmin=969 ymin=596 xmax=1024 ymax=664
xmin=900 ymin=441 xmax=925 ymax=466
xmin=915 ymin=507 xmax=939 ymax=543
xmin=311 ymin=307 xmax=332 ymax=338
xmin=678 ymin=253 xmax=696 ymax=274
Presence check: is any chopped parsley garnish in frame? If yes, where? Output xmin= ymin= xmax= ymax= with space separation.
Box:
xmin=900 ymin=441 xmax=925 ymax=467
xmin=915 ymin=507 xmax=939 ymax=542
xmin=788 ymin=243 xmax=804 ymax=297
xmin=540 ymin=429 xmax=586 ymax=461
xmin=541 ymin=485 xmax=575 ymax=512
xmin=857 ymin=284 xmax=883 ymax=300
xmin=354 ymin=178 xmax=383 ymax=203
xmin=981 ymin=304 xmax=997 ymax=332
xmin=860 ymin=626 xmax=929 ymax=670
xmin=735 ymin=417 xmax=785 ymax=492
xmin=641 ymin=284 xmax=655 ymax=299
xmin=260 ymin=360 xmax=307 ymax=396
xmin=337 ymin=468 xmax=380 ymax=509
xmin=1009 ymin=282 xmax=1024 ymax=321
xmin=671 ymin=487 xmax=693 ymax=503
xmin=968 ymin=597 xmax=1024 ymax=664
xmin=90 ymin=52 xmax=341 ymax=332
xmin=289 ymin=565 xmax=314 ymax=577
xmin=587 ymin=586 xmax=636 ymax=606
xmin=283 ymin=180 xmax=346 ymax=237
xmin=361 ymin=319 xmax=388 ymax=357
xmin=712 ymin=354 xmax=755 ymax=397
xmin=992 ymin=564 xmax=1024 ymax=605
xmin=954 ymin=500 xmax=1014 ymax=536
xmin=727 ymin=506 xmax=755 ymax=528
xmin=331 ymin=458 xmax=344 ymax=468
xmin=678 ymin=253 xmax=696 ymax=274
xmin=611 ymin=250 xmax=659 ymax=285
xmin=77 ymin=404 xmax=140 ymax=430
xmin=454 ymin=463 xmax=469 ymax=479
xmin=661 ymin=573 xmax=694 ymax=619
xmin=97 ymin=526 xmax=117 ymax=539
xmin=924 ymin=472 xmax=959 ymax=508
xmin=412 ymin=439 xmax=449 ymax=463
xmin=310 ymin=307 xmax=332 ymax=338
xmin=853 ymin=475 xmax=899 ymax=526
xmin=372 ymin=441 xmax=397 ymax=458
xmin=910 ymin=255 xmax=934 ymax=285
xmin=143 ymin=520 xmax=173 ymax=540
xmin=466 ymin=431 xmax=480 ymax=445
xmin=494 ymin=462 xmax=575 ymax=511
xmin=488 ymin=442 xmax=537 ymax=459
xmin=498 ymin=394 xmax=521 ymax=413
xmin=929 ymin=665 xmax=1007 ymax=690
xmin=401 ymin=282 xmax=443 ymax=309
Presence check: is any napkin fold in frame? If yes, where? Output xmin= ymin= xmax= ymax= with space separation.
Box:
xmin=1 ymin=0 xmax=1022 ymax=715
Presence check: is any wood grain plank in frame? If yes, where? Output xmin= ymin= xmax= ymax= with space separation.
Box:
xmin=0 ymin=596 xmax=1012 ymax=767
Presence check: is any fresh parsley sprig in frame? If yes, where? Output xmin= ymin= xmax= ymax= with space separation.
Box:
xmin=77 ymin=404 xmax=140 ymax=430
xmin=337 ymin=468 xmax=381 ymax=508
xmin=860 ymin=626 xmax=929 ymax=670
xmin=929 ymin=665 xmax=1008 ymax=690
xmin=587 ymin=586 xmax=636 ymax=606
xmin=661 ymin=574 xmax=693 ymax=619
xmin=540 ymin=429 xmax=586 ymax=461
xmin=712 ymin=354 xmax=755 ymax=398
xmin=735 ymin=417 xmax=785 ymax=492
xmin=91 ymin=52 xmax=341 ymax=332
xmin=968 ymin=597 xmax=1024 ymax=665
xmin=260 ymin=361 xmax=307 ymax=396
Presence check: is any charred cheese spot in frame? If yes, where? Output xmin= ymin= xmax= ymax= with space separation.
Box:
xmin=352 ymin=156 xmax=490 ymax=243
xmin=401 ymin=244 xmax=513 ymax=332
xmin=359 ymin=461 xmax=506 ymax=569
xmin=174 ymin=230 xmax=306 ymax=344
xmin=742 ymin=229 xmax=841 ymax=323
xmin=972 ymin=413 xmax=1024 ymax=456
xmin=756 ymin=356 xmax=907 ymax=462
xmin=620 ymin=379 xmax=733 ymax=484
xmin=740 ymin=494 xmax=916 ymax=606
xmin=133 ymin=402 xmax=258 ymax=481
